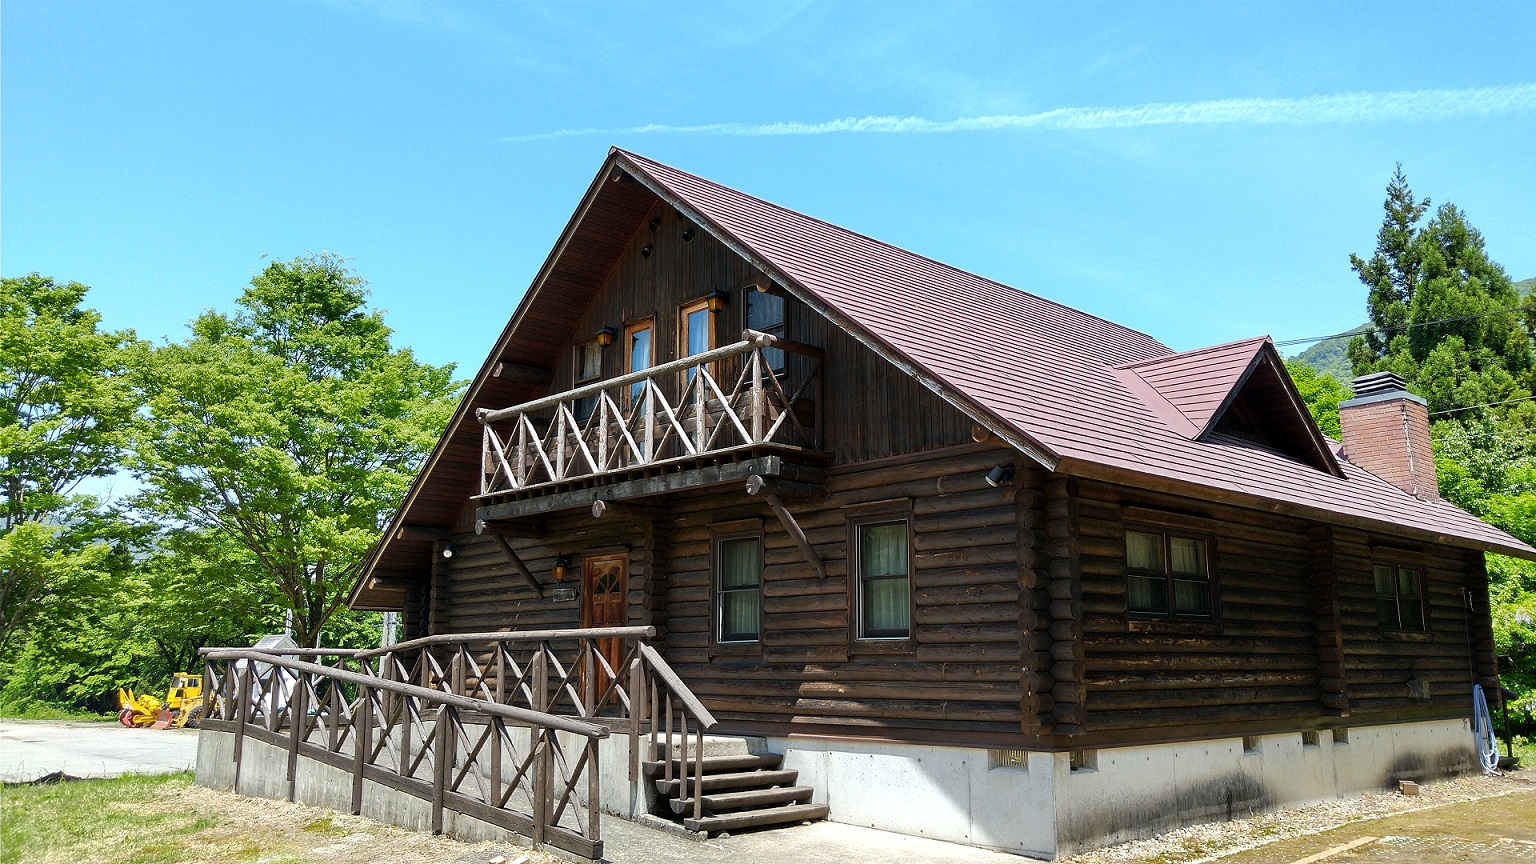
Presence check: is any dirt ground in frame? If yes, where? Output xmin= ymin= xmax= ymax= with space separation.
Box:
xmin=1062 ymin=769 xmax=1536 ymax=864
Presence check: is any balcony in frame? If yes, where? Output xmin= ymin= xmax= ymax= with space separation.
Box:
xmin=475 ymin=330 xmax=823 ymax=505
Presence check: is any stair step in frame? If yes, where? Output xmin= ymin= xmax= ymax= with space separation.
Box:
xmin=683 ymin=802 xmax=830 ymax=834
xmin=670 ymin=785 xmax=814 ymax=815
xmin=654 ymin=768 xmax=798 ymax=797
xmin=643 ymin=753 xmax=782 ymax=778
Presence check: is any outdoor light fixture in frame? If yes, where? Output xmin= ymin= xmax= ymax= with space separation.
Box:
xmin=595 ymin=327 xmax=617 ymax=347
xmin=552 ymin=555 xmax=572 ymax=582
xmin=648 ymin=216 xmax=661 ymax=232
xmin=984 ymin=465 xmax=1015 ymax=488
xmin=641 ymin=243 xmax=653 ymax=259
xmin=704 ymin=289 xmax=729 ymax=313
xmin=441 ymin=545 xmax=455 ymax=559
xmin=682 ymin=227 xmax=696 ymax=242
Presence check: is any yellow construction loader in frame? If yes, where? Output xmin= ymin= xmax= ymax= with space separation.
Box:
xmin=117 ymin=673 xmax=211 ymax=729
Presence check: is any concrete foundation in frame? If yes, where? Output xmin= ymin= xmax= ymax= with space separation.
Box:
xmin=199 ymin=717 xmax=1477 ymax=860
xmin=759 ymin=718 xmax=1477 ymax=858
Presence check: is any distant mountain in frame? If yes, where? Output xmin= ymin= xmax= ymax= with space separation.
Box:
xmin=1288 ymin=277 xmax=1533 ymax=384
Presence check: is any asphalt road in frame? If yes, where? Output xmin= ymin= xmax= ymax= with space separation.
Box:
xmin=0 ymin=719 xmax=199 ymax=782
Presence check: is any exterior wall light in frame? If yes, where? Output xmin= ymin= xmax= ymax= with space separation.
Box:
xmin=441 ymin=545 xmax=454 ymax=559
xmin=705 ymin=289 xmax=729 ymax=313
xmin=595 ymin=327 xmax=617 ymax=347
xmin=552 ymin=555 xmax=572 ymax=582
xmin=984 ymin=465 xmax=1015 ymax=487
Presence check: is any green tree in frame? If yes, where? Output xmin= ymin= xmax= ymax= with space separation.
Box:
xmin=132 ymin=254 xmax=460 ymax=647
xmin=1346 ymin=167 xmax=1535 ymax=415
xmin=1284 ymin=359 xmax=1349 ymax=438
xmin=0 ymin=275 xmax=140 ymax=648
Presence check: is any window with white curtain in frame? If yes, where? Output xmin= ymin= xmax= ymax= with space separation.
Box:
xmin=857 ymin=519 xmax=910 ymax=639
xmin=1125 ymin=528 xmax=1212 ymax=619
xmin=715 ymin=536 xmax=762 ymax=643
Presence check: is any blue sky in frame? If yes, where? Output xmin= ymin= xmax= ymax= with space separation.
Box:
xmin=5 ymin=1 xmax=1534 ymax=375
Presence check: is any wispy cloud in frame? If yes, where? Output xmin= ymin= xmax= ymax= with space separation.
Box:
xmin=505 ymin=83 xmax=1536 ymax=142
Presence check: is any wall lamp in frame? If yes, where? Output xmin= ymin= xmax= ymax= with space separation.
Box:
xmin=441 ymin=545 xmax=455 ymax=559
xmin=552 ymin=555 xmax=572 ymax=582
xmin=704 ymin=289 xmax=729 ymax=313
xmin=595 ymin=327 xmax=617 ymax=347
xmin=984 ymin=465 xmax=1015 ymax=488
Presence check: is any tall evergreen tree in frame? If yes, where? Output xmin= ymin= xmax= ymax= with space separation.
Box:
xmin=1347 ymin=167 xmax=1535 ymax=418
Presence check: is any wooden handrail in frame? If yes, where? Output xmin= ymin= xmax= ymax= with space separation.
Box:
xmin=639 ymin=643 xmax=717 ymax=729
xmin=203 ymin=648 xmax=608 ymax=739
xmin=198 ymin=646 xmax=364 ymax=657
xmin=350 ymin=626 xmax=658 ymax=659
xmin=477 ymin=331 xmax=777 ymax=423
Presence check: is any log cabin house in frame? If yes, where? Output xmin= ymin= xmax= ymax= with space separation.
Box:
xmin=340 ymin=149 xmax=1534 ymax=857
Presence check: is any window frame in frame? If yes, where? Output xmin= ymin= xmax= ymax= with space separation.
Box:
xmin=1123 ymin=523 xmax=1217 ymax=623
xmin=571 ymin=337 xmax=605 ymax=421
xmin=846 ymin=500 xmax=915 ymax=650
xmin=677 ymin=297 xmax=717 ymax=385
xmin=744 ymin=286 xmax=787 ymax=375
xmin=1373 ymin=558 xmax=1430 ymax=633
xmin=622 ymin=317 xmax=654 ymax=407
xmin=710 ymin=519 xmax=764 ymax=656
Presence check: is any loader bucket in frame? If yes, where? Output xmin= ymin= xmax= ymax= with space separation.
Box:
xmin=152 ymin=709 xmax=174 ymax=730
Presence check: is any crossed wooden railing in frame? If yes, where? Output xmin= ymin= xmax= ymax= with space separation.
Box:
xmin=475 ymin=330 xmax=822 ymax=497
xmin=199 ymin=627 xmax=717 ymax=860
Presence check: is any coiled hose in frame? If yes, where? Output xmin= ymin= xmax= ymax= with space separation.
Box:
xmin=1472 ymin=684 xmax=1500 ymax=774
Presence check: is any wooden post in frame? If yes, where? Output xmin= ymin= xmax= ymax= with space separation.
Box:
xmin=268 ymin=663 xmax=281 ymax=732
xmin=628 ymin=654 xmax=642 ymax=784
xmin=490 ymin=716 xmax=503 ymax=811
xmin=693 ymin=720 xmax=704 ymax=821
xmin=352 ymin=687 xmax=370 ymax=815
xmin=432 ymin=705 xmax=450 ymax=834
xmin=588 ymin=736 xmax=602 ymax=843
xmin=233 ymin=665 xmax=248 ymax=764
xmin=287 ymin=673 xmax=306 ymax=798
xmin=495 ymin=641 xmax=506 ymax=705
xmin=202 ymin=658 xmax=214 ymax=720
xmin=750 ymin=348 xmax=764 ymax=442
xmin=533 ymin=731 xmax=551 ymax=847
xmin=584 ymin=639 xmax=596 ymax=719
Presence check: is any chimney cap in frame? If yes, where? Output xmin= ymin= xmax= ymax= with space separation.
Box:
xmin=1342 ymin=371 xmax=1425 ymax=408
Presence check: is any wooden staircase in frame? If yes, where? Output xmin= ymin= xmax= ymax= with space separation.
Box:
xmin=645 ymin=744 xmax=828 ymax=835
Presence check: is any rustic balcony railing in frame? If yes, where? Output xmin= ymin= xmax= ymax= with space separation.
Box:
xmin=475 ymin=330 xmax=822 ymax=498
xmin=199 ymin=627 xmax=718 ymax=859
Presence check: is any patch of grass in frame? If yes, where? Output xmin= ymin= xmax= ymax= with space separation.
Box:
xmin=0 ymin=699 xmax=113 ymax=722
xmin=301 ymin=815 xmax=346 ymax=836
xmin=0 ymin=773 xmax=200 ymax=863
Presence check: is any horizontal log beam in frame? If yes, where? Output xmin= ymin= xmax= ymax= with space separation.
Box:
xmin=395 ymin=525 xmax=447 ymax=542
xmin=491 ymin=361 xmax=553 ymax=386
xmin=474 ymin=519 xmax=543 ymax=539
xmin=592 ymin=499 xmax=666 ymax=521
xmin=477 ymin=455 xmax=821 ymax=521
xmin=745 ymin=474 xmax=826 ymax=502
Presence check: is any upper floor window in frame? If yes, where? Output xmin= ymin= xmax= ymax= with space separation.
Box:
xmin=747 ymin=290 xmax=786 ymax=374
xmin=679 ymin=299 xmax=714 ymax=382
xmin=1126 ymin=529 xmax=1212 ymax=618
xmin=855 ymin=519 xmax=910 ymax=639
xmin=715 ymin=535 xmax=762 ymax=643
xmin=573 ymin=339 xmax=602 ymax=420
xmin=1375 ymin=563 xmax=1427 ymax=632
xmin=625 ymin=319 xmax=652 ymax=403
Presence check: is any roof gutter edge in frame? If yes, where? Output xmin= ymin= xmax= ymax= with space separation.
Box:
xmin=1053 ymin=456 xmax=1536 ymax=562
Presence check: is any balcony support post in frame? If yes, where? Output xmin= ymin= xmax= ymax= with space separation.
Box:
xmin=485 ymin=530 xmax=544 ymax=599
xmin=747 ymin=475 xmax=827 ymax=579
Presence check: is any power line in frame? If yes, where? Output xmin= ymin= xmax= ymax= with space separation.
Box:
xmin=1429 ymin=394 xmax=1536 ymax=417
xmin=1275 ymin=303 xmax=1535 ymax=349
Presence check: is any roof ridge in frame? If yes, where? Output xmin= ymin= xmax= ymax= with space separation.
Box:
xmin=1112 ymin=335 xmax=1272 ymax=370
xmin=616 ymin=148 xmax=1171 ymax=355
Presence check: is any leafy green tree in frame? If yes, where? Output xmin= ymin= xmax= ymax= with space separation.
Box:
xmin=132 ymin=254 xmax=460 ymax=647
xmin=0 ymin=275 xmax=140 ymax=648
xmin=1346 ymin=167 xmax=1535 ymax=415
xmin=1284 ymin=359 xmax=1348 ymax=438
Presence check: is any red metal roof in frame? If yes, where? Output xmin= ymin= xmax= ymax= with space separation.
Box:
xmin=615 ymin=149 xmax=1535 ymax=559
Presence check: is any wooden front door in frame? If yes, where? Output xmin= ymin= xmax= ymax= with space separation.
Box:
xmin=581 ymin=553 xmax=627 ymax=703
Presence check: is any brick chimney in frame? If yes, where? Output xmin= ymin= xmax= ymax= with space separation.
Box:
xmin=1338 ymin=372 xmax=1438 ymax=500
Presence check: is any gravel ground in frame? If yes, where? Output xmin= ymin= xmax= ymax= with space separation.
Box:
xmin=1060 ymin=769 xmax=1536 ymax=864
